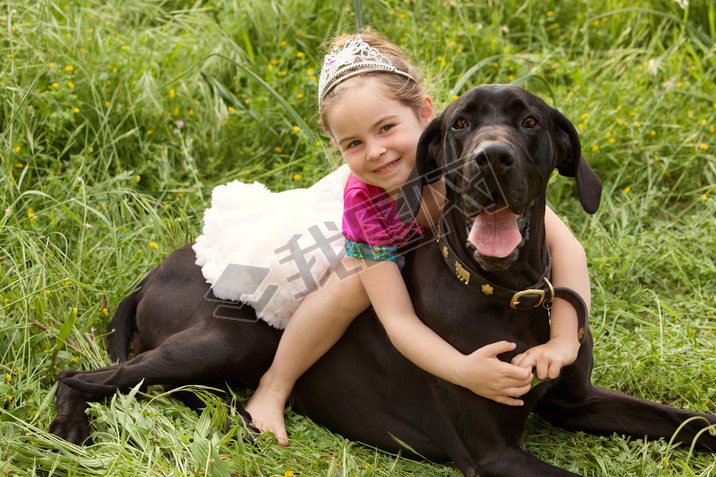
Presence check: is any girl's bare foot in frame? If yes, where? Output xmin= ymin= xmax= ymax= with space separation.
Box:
xmin=245 ymin=381 xmax=290 ymax=446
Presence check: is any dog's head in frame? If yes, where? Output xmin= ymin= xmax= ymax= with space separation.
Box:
xmin=398 ymin=84 xmax=602 ymax=272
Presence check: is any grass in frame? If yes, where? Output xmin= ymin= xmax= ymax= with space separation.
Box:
xmin=1 ymin=0 xmax=715 ymax=475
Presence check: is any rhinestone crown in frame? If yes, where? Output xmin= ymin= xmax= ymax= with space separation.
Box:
xmin=317 ymin=35 xmax=416 ymax=111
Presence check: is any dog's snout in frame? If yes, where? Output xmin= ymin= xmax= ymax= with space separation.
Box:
xmin=473 ymin=141 xmax=515 ymax=176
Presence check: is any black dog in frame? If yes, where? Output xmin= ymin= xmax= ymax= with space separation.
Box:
xmin=51 ymin=85 xmax=716 ymax=476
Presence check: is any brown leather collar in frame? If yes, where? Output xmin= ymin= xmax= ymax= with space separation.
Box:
xmin=437 ymin=218 xmax=589 ymax=343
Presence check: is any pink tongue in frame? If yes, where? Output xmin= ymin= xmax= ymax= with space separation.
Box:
xmin=468 ymin=208 xmax=522 ymax=258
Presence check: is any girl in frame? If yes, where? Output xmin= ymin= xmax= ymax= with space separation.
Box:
xmin=195 ymin=33 xmax=590 ymax=446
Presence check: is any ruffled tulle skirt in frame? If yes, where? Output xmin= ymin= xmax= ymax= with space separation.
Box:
xmin=193 ymin=166 xmax=347 ymax=329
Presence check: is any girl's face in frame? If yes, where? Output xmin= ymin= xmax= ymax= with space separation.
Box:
xmin=326 ymin=79 xmax=433 ymax=197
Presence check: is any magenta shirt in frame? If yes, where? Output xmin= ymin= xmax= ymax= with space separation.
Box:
xmin=342 ymin=173 xmax=425 ymax=262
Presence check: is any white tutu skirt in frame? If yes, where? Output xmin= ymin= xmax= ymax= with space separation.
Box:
xmin=193 ymin=165 xmax=348 ymax=329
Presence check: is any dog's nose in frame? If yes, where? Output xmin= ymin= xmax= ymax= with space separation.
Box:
xmin=473 ymin=141 xmax=515 ymax=176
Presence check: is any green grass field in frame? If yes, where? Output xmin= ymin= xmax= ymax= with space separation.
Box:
xmin=1 ymin=0 xmax=715 ymax=475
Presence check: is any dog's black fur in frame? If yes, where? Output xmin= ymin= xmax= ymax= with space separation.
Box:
xmin=50 ymin=85 xmax=716 ymax=476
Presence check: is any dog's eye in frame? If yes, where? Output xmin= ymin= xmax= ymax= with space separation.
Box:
xmin=522 ymin=116 xmax=540 ymax=129
xmin=452 ymin=118 xmax=468 ymax=131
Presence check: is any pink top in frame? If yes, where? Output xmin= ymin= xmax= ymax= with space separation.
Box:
xmin=342 ymin=173 xmax=425 ymax=262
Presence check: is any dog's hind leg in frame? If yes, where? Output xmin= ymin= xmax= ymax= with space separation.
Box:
xmin=51 ymin=321 xmax=279 ymax=445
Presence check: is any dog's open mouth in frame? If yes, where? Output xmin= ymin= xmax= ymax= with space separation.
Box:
xmin=466 ymin=199 xmax=529 ymax=270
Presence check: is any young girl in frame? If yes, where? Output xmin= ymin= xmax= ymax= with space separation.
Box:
xmin=195 ymin=33 xmax=590 ymax=446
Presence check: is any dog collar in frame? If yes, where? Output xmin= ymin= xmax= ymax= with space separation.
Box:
xmin=436 ymin=218 xmax=589 ymax=343
xmin=438 ymin=222 xmax=552 ymax=309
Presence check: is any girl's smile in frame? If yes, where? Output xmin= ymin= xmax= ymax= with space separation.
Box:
xmin=325 ymin=77 xmax=433 ymax=196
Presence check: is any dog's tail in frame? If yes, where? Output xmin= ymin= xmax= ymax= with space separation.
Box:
xmin=107 ymin=278 xmax=146 ymax=362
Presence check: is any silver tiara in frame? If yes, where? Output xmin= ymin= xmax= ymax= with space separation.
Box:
xmin=317 ymin=35 xmax=417 ymax=111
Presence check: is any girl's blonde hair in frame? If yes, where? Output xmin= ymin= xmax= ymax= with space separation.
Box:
xmin=318 ymin=32 xmax=428 ymax=136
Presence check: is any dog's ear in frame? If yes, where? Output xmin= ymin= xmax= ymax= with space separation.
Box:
xmin=396 ymin=115 xmax=444 ymax=224
xmin=552 ymin=110 xmax=602 ymax=214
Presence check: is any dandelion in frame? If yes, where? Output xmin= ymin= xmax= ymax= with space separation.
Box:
xmin=72 ymin=356 xmax=79 ymax=363
xmin=228 ymin=106 xmax=235 ymax=112
xmin=296 ymin=93 xmax=304 ymax=99
xmin=136 ymin=175 xmax=141 ymax=183
xmin=146 ymin=130 xmax=153 ymax=135
xmin=280 ymin=40 xmax=287 ymax=47
xmin=700 ymin=144 xmax=708 ymax=151
xmin=591 ymin=145 xmax=599 ymax=152
xmin=28 ymin=208 xmax=37 ymax=222
xmin=51 ymin=82 xmax=58 ymax=88
xmin=293 ymin=174 xmax=302 ymax=181
xmin=13 ymin=145 xmax=21 ymax=153
xmin=297 ymin=52 xmax=304 ymax=58
xmin=711 ymin=125 xmax=715 ymax=133
xmin=170 ymin=89 xmax=175 ymax=98
xmin=121 ymin=45 xmax=130 ymax=50
xmin=149 ymin=242 xmax=159 ymax=248
xmin=5 ymin=373 xmax=10 ymax=382
xmin=275 ymin=147 xmax=282 ymax=153
xmin=68 ymin=81 xmax=75 ymax=89
xmin=65 ymin=65 xmax=74 ymax=71
xmin=74 ymin=107 xmax=80 ymax=113
xmin=173 ymin=107 xmax=179 ymax=116
xmin=580 ymin=113 xmax=588 ymax=120
xmin=189 ymin=109 xmax=194 ymax=115
xmin=624 ymin=186 xmax=631 ymax=194
xmin=702 ymin=194 xmax=708 ymax=200
xmin=284 ymin=472 xmax=294 ymax=477
xmin=293 ymin=125 xmax=300 ymax=132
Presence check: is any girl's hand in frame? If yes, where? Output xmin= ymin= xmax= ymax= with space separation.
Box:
xmin=511 ymin=337 xmax=580 ymax=380
xmin=455 ymin=341 xmax=534 ymax=407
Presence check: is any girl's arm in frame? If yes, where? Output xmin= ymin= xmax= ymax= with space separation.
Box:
xmin=356 ymin=257 xmax=533 ymax=406
xmin=545 ymin=205 xmax=591 ymax=335
xmin=511 ymin=207 xmax=590 ymax=379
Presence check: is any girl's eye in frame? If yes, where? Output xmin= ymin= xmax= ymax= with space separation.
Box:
xmin=522 ymin=116 xmax=540 ymax=129
xmin=347 ymin=140 xmax=362 ymax=149
xmin=452 ymin=118 xmax=468 ymax=130
xmin=381 ymin=124 xmax=394 ymax=133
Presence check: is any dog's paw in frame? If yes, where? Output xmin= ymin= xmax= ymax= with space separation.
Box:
xmin=49 ymin=415 xmax=93 ymax=446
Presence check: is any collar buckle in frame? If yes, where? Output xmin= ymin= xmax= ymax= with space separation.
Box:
xmin=510 ymin=289 xmax=545 ymax=309
xmin=509 ymin=277 xmax=554 ymax=309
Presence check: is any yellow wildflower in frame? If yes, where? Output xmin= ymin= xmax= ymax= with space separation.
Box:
xmin=149 ymin=242 xmax=159 ymax=248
